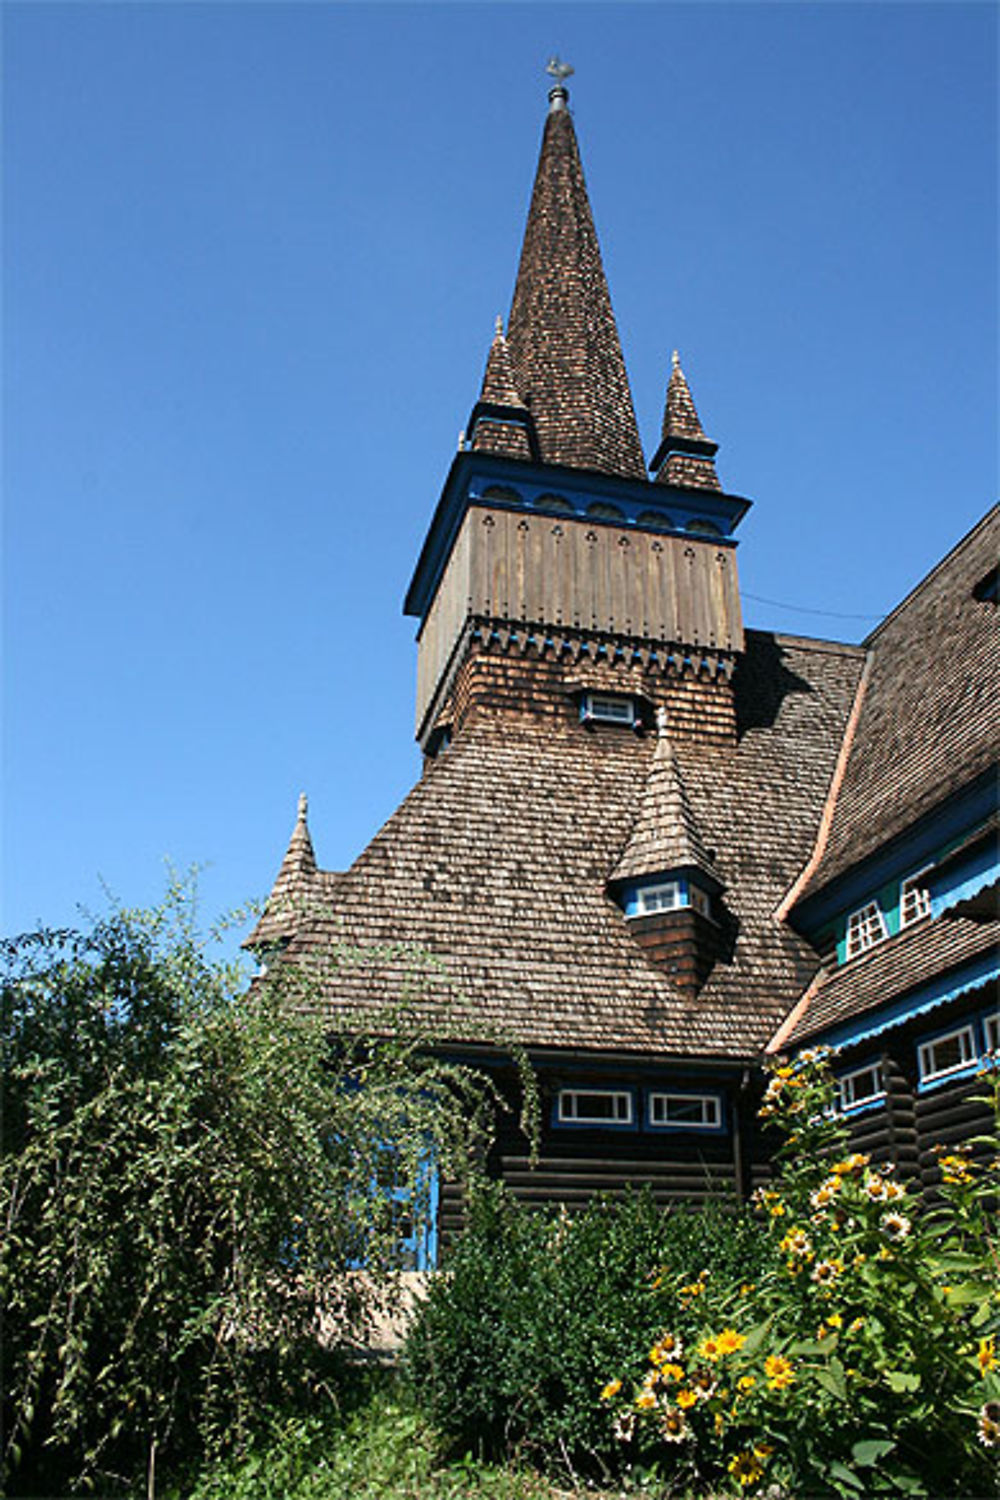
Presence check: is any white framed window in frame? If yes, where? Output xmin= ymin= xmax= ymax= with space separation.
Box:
xmin=845 ymin=902 xmax=888 ymax=960
xmin=557 ymin=1089 xmax=634 ymax=1126
xmin=648 ymin=1092 xmax=721 ymax=1130
xmin=899 ymin=869 xmax=933 ymax=928
xmin=917 ymin=1024 xmax=976 ymax=1084
xmin=983 ymin=1012 xmax=999 ymax=1054
xmin=582 ymin=692 xmax=635 ymax=726
xmin=836 ymin=1060 xmax=886 ymax=1112
xmin=634 ymin=879 xmax=684 ymax=915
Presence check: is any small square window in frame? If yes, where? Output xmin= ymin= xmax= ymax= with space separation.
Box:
xmin=582 ymin=693 xmax=636 ymax=726
xmin=845 ymin=902 xmax=888 ymax=960
xmin=900 ymin=870 xmax=932 ymax=928
xmin=557 ymin=1089 xmax=633 ymax=1125
xmin=917 ymin=1025 xmax=976 ymax=1084
xmin=648 ymin=1092 xmax=721 ymax=1130
xmin=837 ymin=1061 xmax=886 ymax=1112
xmin=635 ymin=880 xmax=684 ymax=915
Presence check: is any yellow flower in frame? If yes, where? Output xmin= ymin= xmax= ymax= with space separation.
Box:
xmin=737 ymin=1374 xmax=757 ymax=1393
xmin=660 ymin=1362 xmax=684 ymax=1382
xmin=717 ymin=1328 xmax=747 ymax=1355
xmin=676 ymin=1388 xmax=698 ymax=1410
xmin=740 ymin=1282 xmax=756 ymax=1296
xmin=764 ymin=1354 xmax=795 ymax=1391
xmin=864 ymin=1173 xmax=889 ymax=1201
xmin=977 ymin=1336 xmax=997 ymax=1375
xmin=680 ymin=1281 xmax=703 ymax=1298
xmin=769 ymin=1201 xmax=787 ymax=1219
xmin=884 ymin=1179 xmax=906 ymax=1201
xmin=600 ymin=1378 xmax=622 ymax=1401
xmin=714 ymin=1410 xmax=726 ymax=1435
xmin=698 ymin=1335 xmax=722 ymax=1362
xmin=650 ymin=1332 xmax=683 ymax=1365
xmin=729 ymin=1449 xmax=766 ymax=1486
xmin=832 ymin=1152 xmax=869 ymax=1176
xmin=635 ymin=1388 xmax=657 ymax=1411
xmin=848 ymin=1317 xmax=865 ymax=1335
xmin=780 ymin=1227 xmax=812 ymax=1257
xmin=811 ymin=1257 xmax=844 ymax=1287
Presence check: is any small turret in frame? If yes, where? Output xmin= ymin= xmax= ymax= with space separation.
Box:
xmin=650 ymin=351 xmax=722 ymax=491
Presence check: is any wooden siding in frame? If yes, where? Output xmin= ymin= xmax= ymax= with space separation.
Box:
xmin=415 ymin=507 xmax=744 ymax=733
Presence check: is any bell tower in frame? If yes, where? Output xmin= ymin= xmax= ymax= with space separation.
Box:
xmin=404 ymin=69 xmax=751 ymax=755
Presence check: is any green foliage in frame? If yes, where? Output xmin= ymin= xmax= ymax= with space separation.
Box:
xmin=599 ymin=1050 xmax=1000 ymax=1497
xmin=1 ymin=877 xmax=511 ymax=1496
xmin=176 ymin=1377 xmax=560 ymax=1500
xmin=405 ymin=1183 xmax=767 ymax=1477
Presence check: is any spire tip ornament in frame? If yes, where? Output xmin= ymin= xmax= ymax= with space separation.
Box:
xmin=545 ymin=55 xmax=573 ymax=110
xmin=671 ymin=349 xmax=680 ymax=372
xmin=297 ymin=791 xmax=308 ymax=821
xmin=494 ymin=313 xmax=504 ymax=338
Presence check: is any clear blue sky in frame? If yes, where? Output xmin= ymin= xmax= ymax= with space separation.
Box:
xmin=4 ymin=2 xmax=997 ymax=951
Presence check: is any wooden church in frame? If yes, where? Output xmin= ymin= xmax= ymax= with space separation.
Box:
xmin=248 ymin=73 xmax=998 ymax=1263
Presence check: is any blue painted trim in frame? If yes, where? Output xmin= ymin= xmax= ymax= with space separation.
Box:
xmin=834 ymin=1056 xmax=887 ymax=1117
xmin=929 ymin=844 xmax=998 ymax=918
xmin=403 ymin=451 xmax=751 ymax=625
xmin=813 ymin=950 xmax=1000 ymax=1054
xmin=791 ymin=774 xmax=998 ymax=934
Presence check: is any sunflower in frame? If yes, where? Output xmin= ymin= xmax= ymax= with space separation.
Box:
xmin=729 ymin=1449 xmax=765 ymax=1486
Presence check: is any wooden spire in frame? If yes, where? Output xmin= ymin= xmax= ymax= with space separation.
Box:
xmin=505 ymin=82 xmax=645 ymax=481
xmin=650 ymin=350 xmax=722 ymax=491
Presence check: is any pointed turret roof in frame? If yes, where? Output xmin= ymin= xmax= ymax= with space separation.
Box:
xmin=467 ymin=317 xmax=537 ymax=460
xmin=505 ymin=82 xmax=645 ymax=481
xmin=651 ymin=351 xmax=722 ymax=491
xmin=246 ymin=793 xmax=318 ymax=947
xmin=610 ymin=709 xmax=721 ymax=888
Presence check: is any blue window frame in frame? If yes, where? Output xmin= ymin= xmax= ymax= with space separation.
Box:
xmin=835 ymin=1058 xmax=886 ymax=1115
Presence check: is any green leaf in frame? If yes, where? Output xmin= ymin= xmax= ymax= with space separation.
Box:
xmin=815 ymin=1357 xmax=848 ymax=1402
xmin=829 ymin=1459 xmax=866 ymax=1492
xmin=852 ymin=1436 xmax=897 ymax=1466
xmin=885 ymin=1369 xmax=921 ymax=1393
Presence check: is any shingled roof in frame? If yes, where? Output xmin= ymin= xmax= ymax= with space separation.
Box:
xmin=651 ymin=351 xmax=722 ymax=492
xmin=263 ymin=632 xmax=864 ymax=1060
xmin=249 ymin=793 xmax=321 ymax=946
xmin=780 ymin=910 xmax=999 ymax=1048
xmin=609 ymin=715 xmax=720 ymax=889
xmin=467 ymin=318 xmax=535 ymax=460
xmin=505 ymin=86 xmax=646 ymax=482
xmin=794 ymin=506 xmax=1000 ymax=895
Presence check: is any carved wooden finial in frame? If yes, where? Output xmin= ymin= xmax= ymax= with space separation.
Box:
xmin=494 ymin=314 xmax=504 ymax=338
xmin=671 ymin=349 xmax=680 ymax=372
xmin=297 ymin=791 xmax=308 ymax=821
xmin=656 ymin=705 xmax=669 ymax=737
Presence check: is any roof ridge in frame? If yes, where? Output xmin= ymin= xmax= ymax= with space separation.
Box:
xmin=863 ymin=503 xmax=1000 ymax=646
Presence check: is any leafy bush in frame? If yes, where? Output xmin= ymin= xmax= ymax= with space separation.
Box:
xmin=599 ymin=1050 xmax=1000 ymax=1496
xmin=405 ymin=1184 xmax=767 ymax=1476
xmin=1 ymin=880 xmax=509 ymax=1496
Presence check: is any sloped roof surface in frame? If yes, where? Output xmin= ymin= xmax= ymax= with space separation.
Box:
xmin=803 ymin=507 xmax=1000 ymax=892
xmin=275 ymin=632 xmax=864 ymax=1058
xmin=609 ymin=729 xmax=719 ymax=887
xmin=505 ymin=98 xmax=645 ymax=482
xmin=784 ymin=912 xmax=999 ymax=1046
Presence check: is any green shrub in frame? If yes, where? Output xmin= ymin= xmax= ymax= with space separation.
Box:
xmin=599 ymin=1051 xmax=1000 ymax=1497
xmin=405 ymin=1184 xmax=767 ymax=1476
xmin=1 ymin=882 xmax=512 ymax=1496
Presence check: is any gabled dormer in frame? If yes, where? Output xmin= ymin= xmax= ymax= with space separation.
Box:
xmin=608 ymin=709 xmax=724 ymax=995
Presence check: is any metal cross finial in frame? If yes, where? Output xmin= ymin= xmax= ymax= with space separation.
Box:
xmin=546 ymin=56 xmax=574 ymax=87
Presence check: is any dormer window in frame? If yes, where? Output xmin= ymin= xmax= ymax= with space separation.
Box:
xmin=581 ymin=692 xmax=636 ymax=726
xmin=625 ymin=875 xmax=715 ymax=921
xmin=899 ymin=869 xmax=933 ymax=928
xmin=844 ymin=901 xmax=888 ymax=960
